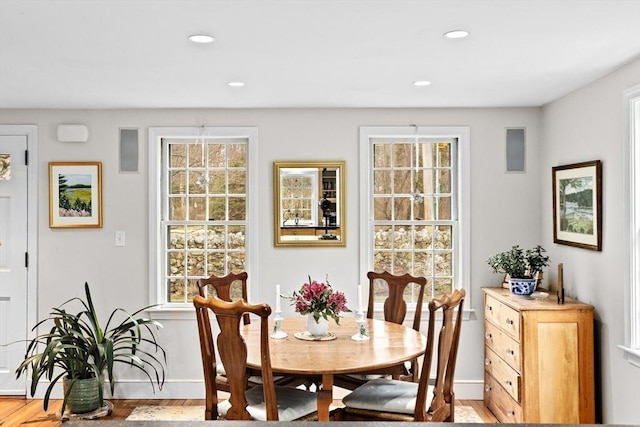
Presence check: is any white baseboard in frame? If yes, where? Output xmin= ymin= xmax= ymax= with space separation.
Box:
xmin=29 ymin=379 xmax=205 ymax=400
xmin=452 ymin=379 xmax=485 ymax=400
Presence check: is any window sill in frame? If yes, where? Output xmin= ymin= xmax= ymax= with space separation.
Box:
xmin=619 ymin=345 xmax=640 ymax=368
xmin=147 ymin=305 xmax=195 ymax=321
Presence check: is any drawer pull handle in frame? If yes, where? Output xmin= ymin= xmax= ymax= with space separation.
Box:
xmin=484 ymin=384 xmax=491 ymax=392
xmin=487 ymin=305 xmax=493 ymax=311
xmin=485 ymin=358 xmax=491 ymax=366
xmin=505 ymin=380 xmax=512 ymax=386
xmin=508 ymin=410 xmax=516 ymax=416
xmin=505 ymin=318 xmax=514 ymax=325
xmin=506 ymin=349 xmax=515 ymax=356
xmin=485 ymin=332 xmax=492 ymax=339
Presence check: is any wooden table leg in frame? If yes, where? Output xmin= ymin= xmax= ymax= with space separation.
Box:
xmin=317 ymin=374 xmax=333 ymax=421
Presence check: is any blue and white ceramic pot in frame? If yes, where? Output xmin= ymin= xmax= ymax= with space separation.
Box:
xmin=509 ymin=277 xmax=537 ymax=296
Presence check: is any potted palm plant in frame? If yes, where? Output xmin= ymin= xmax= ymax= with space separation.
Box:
xmin=15 ymin=282 xmax=166 ymax=415
xmin=487 ymin=245 xmax=551 ymax=296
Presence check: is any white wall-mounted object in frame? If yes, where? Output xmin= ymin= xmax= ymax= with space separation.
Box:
xmin=115 ymin=231 xmax=126 ymax=247
xmin=56 ymin=124 xmax=89 ymax=142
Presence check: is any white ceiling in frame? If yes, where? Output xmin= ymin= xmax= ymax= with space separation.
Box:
xmin=1 ymin=0 xmax=639 ymax=109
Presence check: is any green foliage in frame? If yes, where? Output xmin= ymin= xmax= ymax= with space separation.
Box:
xmin=565 ymin=188 xmax=593 ymax=207
xmin=486 ymin=245 xmax=551 ymax=279
xmin=58 ymin=174 xmax=69 ymax=196
xmin=14 ymin=282 xmax=166 ymax=413
xmin=59 ymin=193 xmax=71 ymax=210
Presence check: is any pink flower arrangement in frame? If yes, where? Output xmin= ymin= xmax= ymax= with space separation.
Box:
xmin=289 ymin=275 xmax=350 ymax=324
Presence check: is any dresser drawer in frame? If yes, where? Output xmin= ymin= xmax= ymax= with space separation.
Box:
xmin=484 ymin=345 xmax=520 ymax=402
xmin=484 ymin=371 xmax=523 ymax=423
xmin=485 ymin=295 xmax=520 ymax=340
xmin=484 ymin=321 xmax=521 ymax=372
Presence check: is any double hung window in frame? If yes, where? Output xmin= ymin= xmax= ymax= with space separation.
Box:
xmin=149 ymin=127 xmax=257 ymax=307
xmin=360 ymin=126 xmax=470 ymax=305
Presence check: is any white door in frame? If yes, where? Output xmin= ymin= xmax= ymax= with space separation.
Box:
xmin=0 ymin=135 xmax=28 ymax=395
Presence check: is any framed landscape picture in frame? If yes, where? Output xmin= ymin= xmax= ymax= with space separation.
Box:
xmin=49 ymin=161 xmax=103 ymax=228
xmin=552 ymin=160 xmax=602 ymax=251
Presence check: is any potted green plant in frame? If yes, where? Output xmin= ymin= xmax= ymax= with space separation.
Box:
xmin=486 ymin=245 xmax=551 ymax=296
xmin=14 ymin=282 xmax=166 ymax=415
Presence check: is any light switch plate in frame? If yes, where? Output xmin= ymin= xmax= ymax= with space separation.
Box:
xmin=115 ymin=231 xmax=126 ymax=247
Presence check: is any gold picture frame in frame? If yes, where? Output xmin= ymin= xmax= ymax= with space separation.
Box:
xmin=273 ymin=160 xmax=346 ymax=247
xmin=49 ymin=161 xmax=103 ymax=228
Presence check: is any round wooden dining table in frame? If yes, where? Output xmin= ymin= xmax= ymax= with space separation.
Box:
xmin=241 ymin=316 xmax=426 ymax=421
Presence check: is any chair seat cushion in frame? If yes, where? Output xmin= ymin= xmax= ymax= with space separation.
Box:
xmin=342 ymin=377 xmax=433 ymax=415
xmin=218 ymin=385 xmax=317 ymax=421
xmin=344 ymin=373 xmax=385 ymax=381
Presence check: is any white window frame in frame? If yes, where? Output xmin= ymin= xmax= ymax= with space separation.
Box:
xmin=621 ymin=84 xmax=640 ymax=367
xmin=359 ymin=126 xmax=471 ymax=315
xmin=148 ymin=127 xmax=258 ymax=317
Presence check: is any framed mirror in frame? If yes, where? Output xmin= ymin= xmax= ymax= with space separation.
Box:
xmin=273 ymin=161 xmax=346 ymax=247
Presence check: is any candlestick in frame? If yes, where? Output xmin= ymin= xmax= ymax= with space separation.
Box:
xmin=351 ymin=310 xmax=369 ymax=341
xmin=271 ymin=284 xmax=287 ymax=339
xmin=352 ymin=283 xmax=367 ymax=341
xmin=270 ymin=310 xmax=287 ymax=339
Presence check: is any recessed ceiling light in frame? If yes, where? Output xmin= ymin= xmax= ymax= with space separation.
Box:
xmin=444 ymin=30 xmax=469 ymax=39
xmin=413 ymin=80 xmax=431 ymax=87
xmin=227 ymin=81 xmax=245 ymax=87
xmin=188 ymin=34 xmax=215 ymax=43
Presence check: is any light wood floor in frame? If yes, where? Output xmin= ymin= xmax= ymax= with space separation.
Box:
xmin=0 ymin=397 xmax=498 ymax=426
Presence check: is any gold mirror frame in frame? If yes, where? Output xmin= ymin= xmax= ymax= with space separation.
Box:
xmin=273 ymin=161 xmax=346 ymax=247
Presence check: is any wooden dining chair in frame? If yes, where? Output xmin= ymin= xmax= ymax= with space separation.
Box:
xmin=196 ymin=272 xmax=300 ymax=392
xmin=197 ymin=272 xmax=250 ymax=324
xmin=197 ymin=272 xmax=253 ymax=393
xmin=334 ymin=270 xmax=427 ymax=390
xmin=336 ymin=289 xmax=465 ymax=422
xmin=193 ymin=295 xmax=317 ymax=421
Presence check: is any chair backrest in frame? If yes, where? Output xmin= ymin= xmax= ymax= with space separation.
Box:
xmin=197 ymin=272 xmax=250 ymax=325
xmin=414 ymin=289 xmax=465 ymax=422
xmin=193 ymin=295 xmax=279 ymax=421
xmin=366 ymin=271 xmax=427 ymax=331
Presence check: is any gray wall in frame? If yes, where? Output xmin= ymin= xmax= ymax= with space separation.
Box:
xmin=1 ymin=59 xmax=638 ymax=423
xmin=0 ymin=106 xmax=541 ymax=401
xmin=541 ymin=58 xmax=640 ymax=424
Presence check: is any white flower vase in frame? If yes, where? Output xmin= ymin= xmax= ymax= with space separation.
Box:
xmin=307 ymin=315 xmax=329 ymax=337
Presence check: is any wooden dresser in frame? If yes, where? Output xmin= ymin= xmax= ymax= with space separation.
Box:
xmin=482 ymin=287 xmax=595 ymax=424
